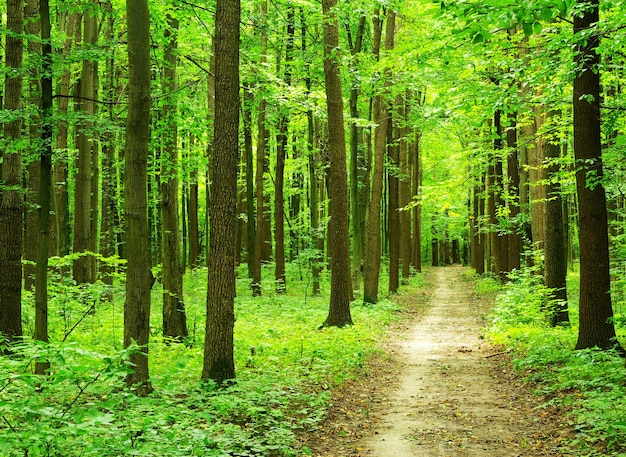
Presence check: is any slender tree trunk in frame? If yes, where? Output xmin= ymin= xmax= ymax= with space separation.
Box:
xmin=572 ymin=0 xmax=622 ymax=351
xmin=161 ymin=13 xmax=188 ymax=342
xmin=252 ymin=0 xmax=270 ymax=295
xmin=100 ymin=0 xmax=118 ymax=296
xmin=506 ymin=113 xmax=521 ymax=271
xmin=543 ymin=110 xmax=569 ymax=326
xmin=124 ymin=0 xmax=153 ymax=394
xmin=399 ymin=98 xmax=411 ymax=282
xmin=202 ymin=0 xmax=240 ymax=382
xmin=0 ymin=0 xmax=25 ymax=345
xmin=347 ymin=15 xmax=367 ymax=290
xmin=321 ymin=0 xmax=353 ymax=327
xmin=363 ymin=8 xmax=387 ymax=304
xmin=243 ymin=84 xmax=256 ymax=279
xmin=24 ymin=0 xmax=41 ymax=292
xmin=388 ymin=113 xmax=400 ymax=293
xmin=54 ymin=11 xmax=78 ymax=258
xmin=34 ymin=0 xmax=53 ymax=374
xmin=73 ymin=8 xmax=98 ymax=284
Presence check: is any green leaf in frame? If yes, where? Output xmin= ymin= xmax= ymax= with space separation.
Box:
xmin=533 ymin=21 xmax=543 ymax=35
xmin=522 ymin=21 xmax=533 ymax=36
xmin=540 ymin=7 xmax=553 ymax=21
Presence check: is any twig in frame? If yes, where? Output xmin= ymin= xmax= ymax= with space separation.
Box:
xmin=485 ymin=349 xmax=512 ymax=358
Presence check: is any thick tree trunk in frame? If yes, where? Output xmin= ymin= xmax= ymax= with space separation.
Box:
xmin=161 ymin=14 xmax=188 ymax=342
xmin=124 ymin=0 xmax=153 ymax=394
xmin=572 ymin=1 xmax=621 ymax=351
xmin=321 ymin=0 xmax=353 ymax=327
xmin=202 ymin=0 xmax=240 ymax=382
xmin=0 ymin=0 xmax=25 ymax=344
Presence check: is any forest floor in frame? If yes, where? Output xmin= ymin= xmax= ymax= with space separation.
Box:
xmin=300 ymin=265 xmax=574 ymax=457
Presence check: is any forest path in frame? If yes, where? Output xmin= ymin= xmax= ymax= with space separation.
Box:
xmin=303 ymin=265 xmax=568 ymax=456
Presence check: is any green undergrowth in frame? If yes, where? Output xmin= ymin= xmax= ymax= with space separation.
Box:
xmin=481 ymin=267 xmax=626 ymax=457
xmin=1 ymin=262 xmax=424 ymax=457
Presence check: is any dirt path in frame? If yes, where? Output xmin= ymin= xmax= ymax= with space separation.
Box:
xmin=303 ymin=265 xmax=569 ymax=457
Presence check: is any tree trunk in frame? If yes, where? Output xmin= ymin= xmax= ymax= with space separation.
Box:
xmin=399 ymin=97 xmax=411 ymax=282
xmin=252 ymin=0 xmax=270 ymax=296
xmin=24 ymin=0 xmax=41 ymax=292
xmin=572 ymin=0 xmax=622 ymax=351
xmin=388 ymin=103 xmax=400 ymax=293
xmin=363 ymin=8 xmax=387 ymax=304
xmin=242 ymin=84 xmax=256 ymax=279
xmin=543 ymin=110 xmax=569 ymax=326
xmin=73 ymin=8 xmax=98 ymax=284
xmin=506 ymin=113 xmax=521 ymax=271
xmin=321 ymin=0 xmax=353 ymax=327
xmin=347 ymin=15 xmax=367 ymax=291
xmin=202 ymin=0 xmax=240 ymax=383
xmin=0 ymin=0 xmax=25 ymax=345
xmin=161 ymin=14 xmax=188 ymax=342
xmin=34 ymin=0 xmax=53 ymax=374
xmin=124 ymin=0 xmax=153 ymax=394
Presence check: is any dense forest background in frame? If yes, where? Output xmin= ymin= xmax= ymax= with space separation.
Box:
xmin=1 ymin=0 xmax=626 ymax=455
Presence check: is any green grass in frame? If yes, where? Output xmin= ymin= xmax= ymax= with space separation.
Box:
xmin=1 ymin=262 xmax=420 ymax=457
xmin=481 ymin=265 xmax=626 ymax=457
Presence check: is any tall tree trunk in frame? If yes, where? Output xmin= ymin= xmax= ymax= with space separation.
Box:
xmin=347 ymin=15 xmax=367 ymax=290
xmin=34 ymin=0 xmax=53 ymax=375
xmin=54 ymin=11 xmax=78 ymax=258
xmin=242 ymin=84 xmax=256 ymax=279
xmin=572 ymin=0 xmax=622 ymax=351
xmin=73 ymin=8 xmax=98 ymax=284
xmin=202 ymin=0 xmax=240 ymax=382
xmin=388 ymin=85 xmax=400 ymax=293
xmin=124 ymin=0 xmax=153 ymax=394
xmin=506 ymin=113 xmax=521 ymax=271
xmin=399 ymin=97 xmax=411 ymax=282
xmin=24 ymin=0 xmax=41 ymax=292
xmin=161 ymin=13 xmax=188 ymax=342
xmin=0 ymin=0 xmax=25 ymax=345
xmin=363 ymin=8 xmax=387 ymax=304
xmin=302 ymin=9 xmax=321 ymax=296
xmin=543 ymin=110 xmax=569 ymax=326
xmin=321 ymin=0 xmax=353 ymax=327
xmin=100 ymin=0 xmax=118 ymax=295
xmin=274 ymin=6 xmax=295 ymax=293
xmin=530 ymin=108 xmax=546 ymax=262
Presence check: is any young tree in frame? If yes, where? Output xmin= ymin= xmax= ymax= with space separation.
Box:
xmin=321 ymin=0 xmax=353 ymax=327
xmin=572 ymin=0 xmax=622 ymax=351
xmin=124 ymin=0 xmax=153 ymax=394
xmin=0 ymin=0 xmax=25 ymax=345
xmin=202 ymin=0 xmax=240 ymax=383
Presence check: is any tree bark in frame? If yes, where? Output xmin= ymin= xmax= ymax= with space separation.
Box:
xmin=572 ymin=0 xmax=622 ymax=351
xmin=34 ymin=0 xmax=53 ymax=375
xmin=363 ymin=8 xmax=388 ymax=304
xmin=543 ymin=110 xmax=569 ymax=326
xmin=506 ymin=113 xmax=521 ymax=271
xmin=124 ymin=0 xmax=153 ymax=394
xmin=321 ymin=0 xmax=353 ymax=327
xmin=73 ymin=7 xmax=98 ymax=284
xmin=0 ymin=0 xmax=25 ymax=344
xmin=161 ymin=13 xmax=188 ymax=342
xmin=202 ymin=0 xmax=240 ymax=382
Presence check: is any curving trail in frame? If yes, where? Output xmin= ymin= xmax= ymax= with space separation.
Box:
xmin=357 ymin=265 xmax=566 ymax=457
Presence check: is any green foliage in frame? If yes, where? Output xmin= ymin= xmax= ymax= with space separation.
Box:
xmin=485 ymin=266 xmax=626 ymax=456
xmin=1 ymin=262 xmax=418 ymax=457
